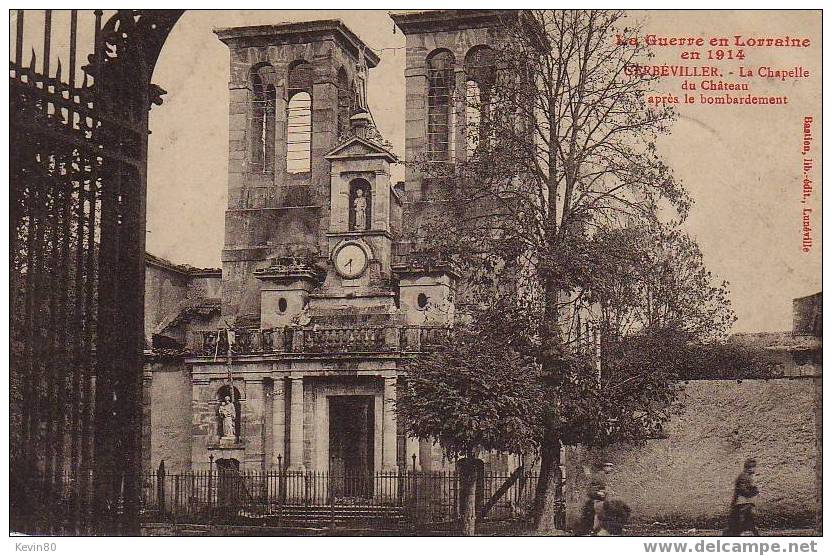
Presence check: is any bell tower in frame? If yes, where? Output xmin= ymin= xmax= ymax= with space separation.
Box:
xmin=390 ymin=10 xmax=515 ymax=204
xmin=323 ymin=110 xmax=398 ymax=293
xmin=387 ymin=10 xmax=516 ymax=331
xmin=215 ymin=21 xmax=380 ymax=325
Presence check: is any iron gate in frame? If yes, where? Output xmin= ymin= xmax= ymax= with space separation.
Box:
xmin=10 ymin=9 xmax=183 ymax=534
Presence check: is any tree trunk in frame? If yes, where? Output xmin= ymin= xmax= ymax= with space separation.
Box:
xmin=533 ymin=426 xmax=562 ymax=532
xmin=533 ymin=277 xmax=566 ymax=533
xmin=458 ymin=457 xmax=481 ymax=536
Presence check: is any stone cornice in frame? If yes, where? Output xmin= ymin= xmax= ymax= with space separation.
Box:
xmin=215 ymin=20 xmax=380 ymax=68
xmin=326 ymin=229 xmax=393 ymax=241
xmin=253 ymin=266 xmax=322 ymax=284
xmin=145 ymin=252 xmax=221 ymax=278
xmin=392 ymin=259 xmax=461 ymax=280
xmin=390 ymin=10 xmax=517 ymax=35
xmin=186 ymin=352 xmax=405 ymax=366
xmin=325 ymin=135 xmax=398 ymax=163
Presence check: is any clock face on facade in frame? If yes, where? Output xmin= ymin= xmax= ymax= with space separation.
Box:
xmin=333 ymin=242 xmax=369 ymax=279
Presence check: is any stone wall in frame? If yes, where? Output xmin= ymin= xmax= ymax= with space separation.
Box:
xmin=793 ymin=292 xmax=821 ymax=336
xmin=564 ymin=378 xmax=821 ymax=528
xmin=144 ymin=260 xmax=188 ymax=342
xmin=148 ymin=361 xmax=193 ymax=473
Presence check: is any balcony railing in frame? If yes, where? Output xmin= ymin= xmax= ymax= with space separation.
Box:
xmin=192 ymin=325 xmax=450 ymax=357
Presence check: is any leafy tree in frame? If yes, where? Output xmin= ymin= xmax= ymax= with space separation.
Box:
xmin=399 ymin=9 xmax=734 ymax=533
xmin=589 ymin=225 xmax=735 ymax=344
xmin=397 ymin=305 xmax=542 ymax=535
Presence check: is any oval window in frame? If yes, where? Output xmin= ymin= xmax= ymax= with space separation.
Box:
xmin=278 ymin=297 xmax=288 ymax=313
xmin=417 ymin=293 xmax=429 ymax=309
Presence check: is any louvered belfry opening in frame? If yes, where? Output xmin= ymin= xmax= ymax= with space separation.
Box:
xmin=463 ymin=46 xmax=497 ymax=156
xmin=250 ymin=64 xmax=276 ymax=174
xmin=286 ymin=59 xmax=313 ymax=174
xmin=426 ymin=49 xmax=455 ymax=162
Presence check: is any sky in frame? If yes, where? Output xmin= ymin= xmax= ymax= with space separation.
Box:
xmin=132 ymin=10 xmax=820 ymax=333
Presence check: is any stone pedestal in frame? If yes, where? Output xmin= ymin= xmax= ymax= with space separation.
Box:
xmin=219 ymin=435 xmax=236 ymax=446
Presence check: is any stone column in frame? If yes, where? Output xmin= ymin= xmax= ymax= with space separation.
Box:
xmin=225 ymin=83 xmax=250 ymax=201
xmin=243 ymin=379 xmax=266 ymax=471
xmin=406 ymin=436 xmax=420 ymax=471
xmin=141 ymin=369 xmax=153 ymax=474
xmin=382 ymin=375 xmax=398 ymax=472
xmin=419 ymin=440 xmax=434 ymax=472
xmin=288 ymin=376 xmax=305 ymax=472
xmin=373 ymin=168 xmax=391 ymax=232
xmin=404 ymin=67 xmax=427 ymax=199
xmin=311 ymin=75 xmax=337 ymax=205
xmin=272 ymin=94 xmax=287 ymax=186
xmin=191 ymin=378 xmax=212 ymax=471
xmin=271 ymin=377 xmax=285 ymax=469
xmin=453 ymin=68 xmax=466 ymax=163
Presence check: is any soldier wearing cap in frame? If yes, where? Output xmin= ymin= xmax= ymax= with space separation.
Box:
xmin=724 ymin=457 xmax=760 ymax=535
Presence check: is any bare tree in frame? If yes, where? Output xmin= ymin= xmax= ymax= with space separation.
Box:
xmin=405 ymin=10 xmax=731 ymax=533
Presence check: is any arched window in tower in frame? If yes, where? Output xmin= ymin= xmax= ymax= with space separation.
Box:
xmin=464 ymin=46 xmax=497 ymax=157
xmin=426 ymin=49 xmax=456 ymax=162
xmin=336 ymin=67 xmax=355 ymax=139
xmin=250 ymin=64 xmax=276 ymax=174
xmin=287 ymin=60 xmax=313 ymax=174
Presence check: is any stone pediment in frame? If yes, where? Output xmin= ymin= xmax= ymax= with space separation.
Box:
xmin=324 ymin=136 xmax=398 ymax=163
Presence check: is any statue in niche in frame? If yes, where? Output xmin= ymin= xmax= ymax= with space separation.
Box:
xmin=218 ymin=396 xmax=236 ymax=440
xmin=352 ymin=188 xmax=368 ymax=230
xmin=350 ymin=182 xmax=371 ymax=231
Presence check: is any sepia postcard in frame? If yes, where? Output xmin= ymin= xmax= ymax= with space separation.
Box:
xmin=6 ymin=4 xmax=823 ymax=551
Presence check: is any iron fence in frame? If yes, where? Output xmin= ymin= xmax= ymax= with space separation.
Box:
xmin=134 ymin=468 xmax=544 ymax=529
xmin=17 ymin=467 xmax=548 ymax=531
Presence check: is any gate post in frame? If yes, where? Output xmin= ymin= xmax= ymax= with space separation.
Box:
xmin=207 ymin=455 xmax=213 ymax=524
xmin=157 ymin=460 xmax=166 ymax=519
xmin=276 ymin=455 xmax=283 ymax=526
xmin=172 ymin=474 xmax=179 ymax=525
xmin=411 ymin=454 xmax=418 ymax=510
xmin=329 ymin=471 xmax=336 ymax=529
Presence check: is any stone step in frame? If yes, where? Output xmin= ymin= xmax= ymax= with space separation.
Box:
xmin=239 ymin=505 xmax=408 ymax=526
xmin=256 ymin=504 xmax=404 ymax=512
xmin=275 ymin=512 xmax=406 ymax=518
xmin=176 ymin=525 xmax=212 ymax=536
xmin=274 ymin=513 xmax=408 ymax=520
xmin=247 ymin=509 xmax=406 ymax=518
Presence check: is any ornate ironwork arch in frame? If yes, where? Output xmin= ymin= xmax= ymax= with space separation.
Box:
xmin=90 ymin=10 xmax=184 ymax=536
xmin=10 ymin=9 xmax=183 ymax=535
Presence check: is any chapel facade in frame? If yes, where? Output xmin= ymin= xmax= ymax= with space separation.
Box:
xmin=143 ymin=11 xmax=518 ymax=481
